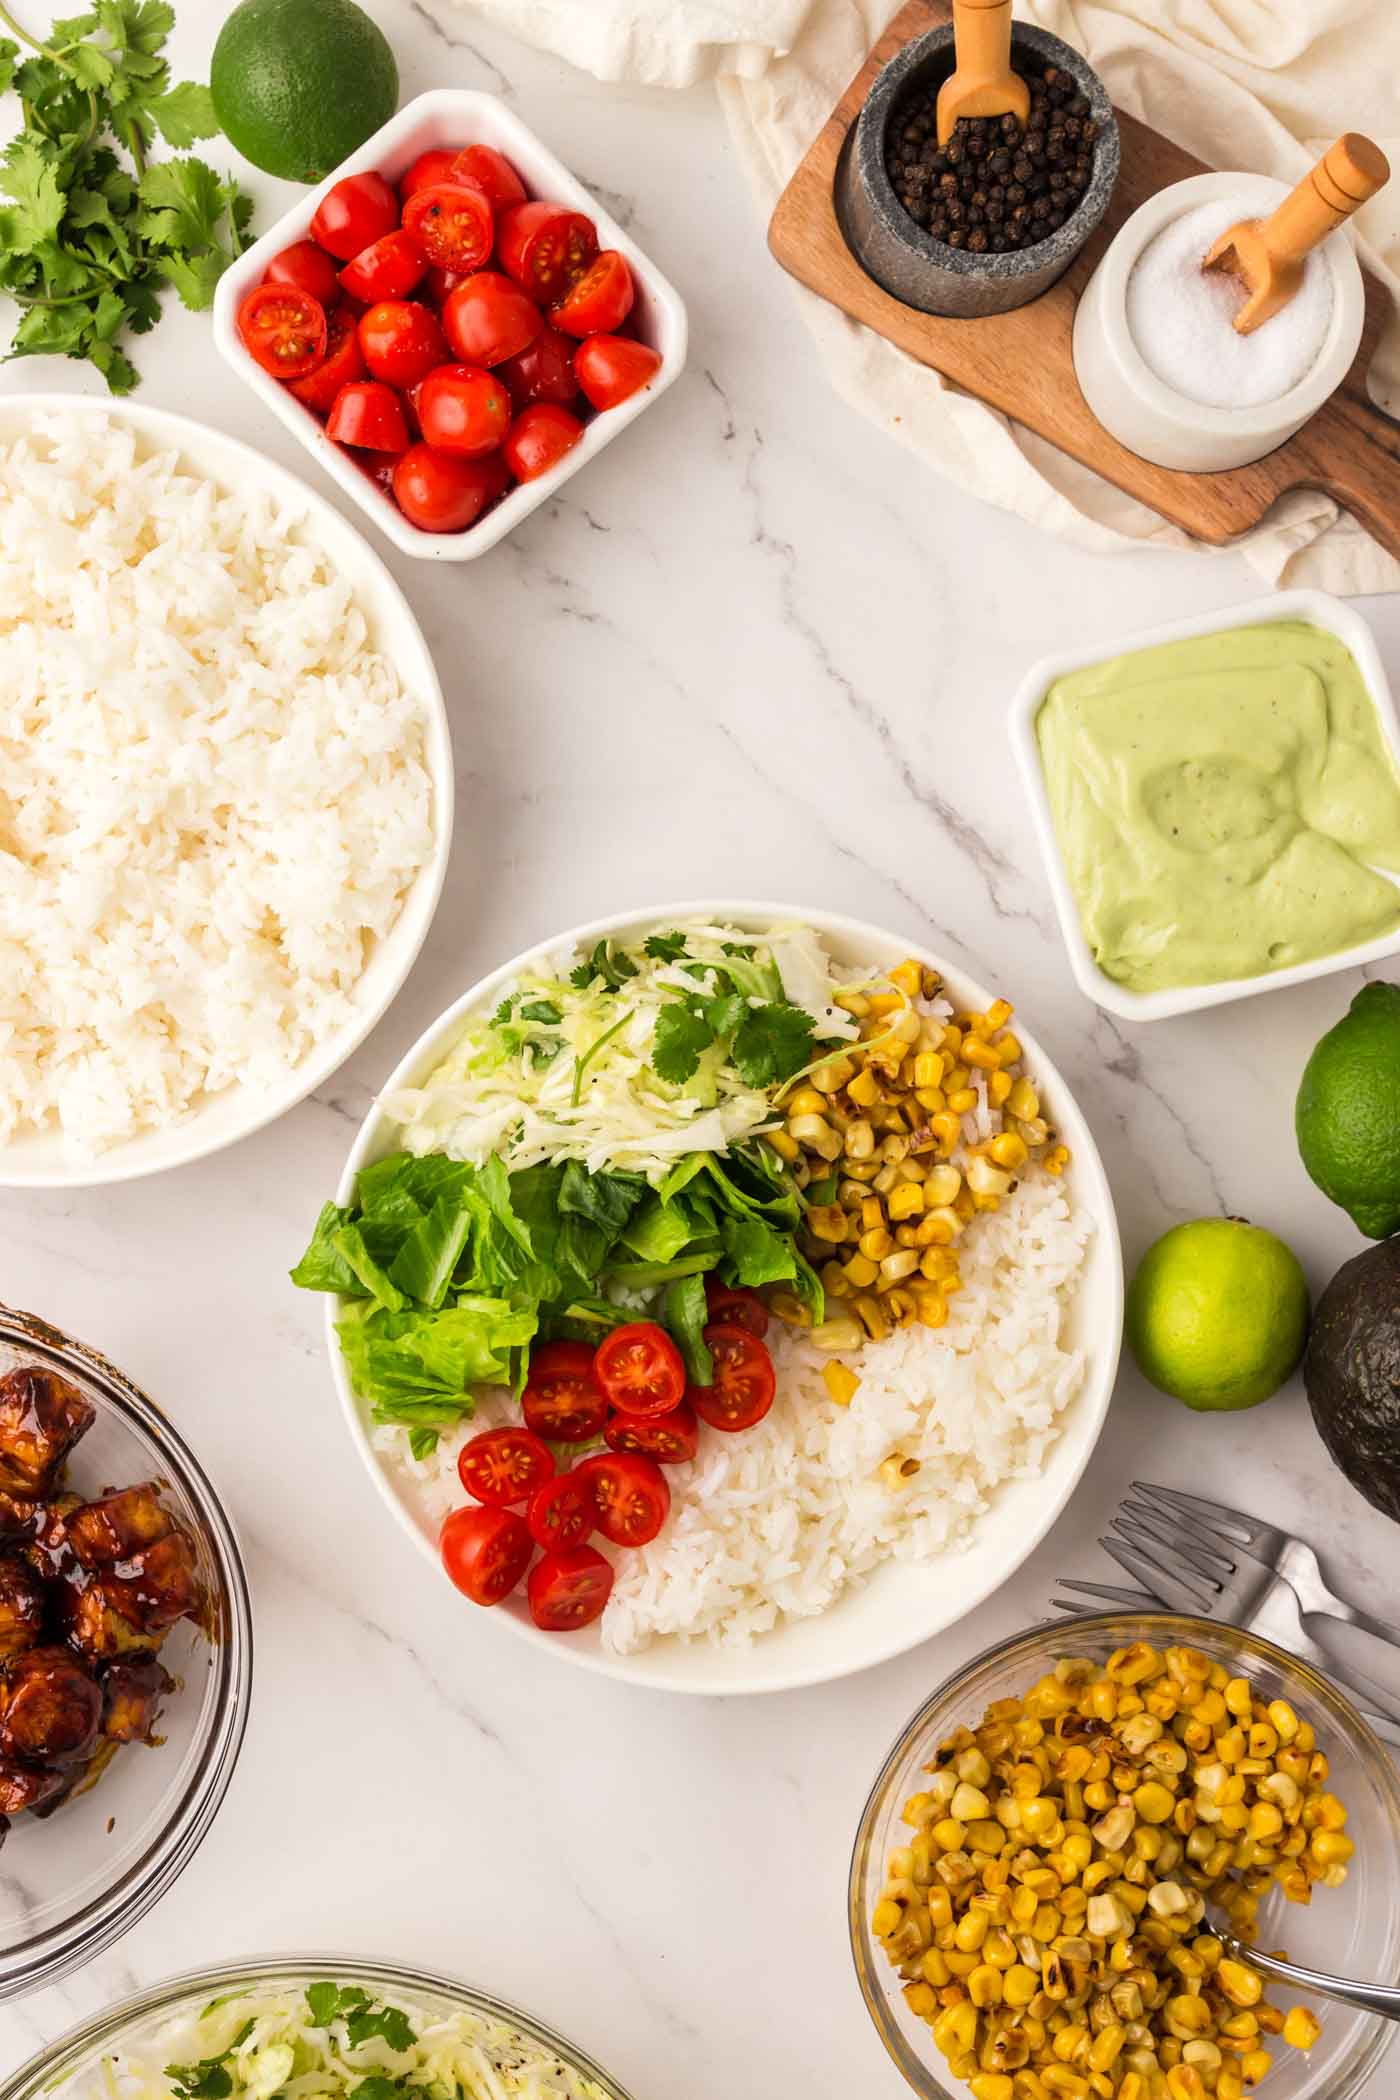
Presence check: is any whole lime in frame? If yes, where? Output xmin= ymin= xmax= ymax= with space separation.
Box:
xmin=1126 ymin=1218 xmax=1309 ymax=1412
xmin=211 ymin=0 xmax=399 ymax=185
xmin=1296 ymin=981 xmax=1400 ymax=1239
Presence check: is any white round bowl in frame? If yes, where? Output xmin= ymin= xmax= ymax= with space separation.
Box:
xmin=325 ymin=901 xmax=1123 ymax=1696
xmin=1073 ymin=171 xmax=1365 ymax=471
xmin=0 ymin=395 xmax=454 ymax=1189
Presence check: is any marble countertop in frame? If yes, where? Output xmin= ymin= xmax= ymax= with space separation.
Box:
xmin=4 ymin=0 xmax=1400 ymax=2089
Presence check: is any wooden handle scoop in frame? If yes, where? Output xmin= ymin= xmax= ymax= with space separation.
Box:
xmin=1203 ymin=133 xmax=1390 ymax=335
xmin=936 ymin=0 xmax=1030 ymax=146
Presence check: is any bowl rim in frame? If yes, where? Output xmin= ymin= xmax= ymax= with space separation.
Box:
xmin=848 ymin=1609 xmax=1400 ymax=2100
xmin=0 ymin=391 xmax=453 ymax=1190
xmin=0 ymin=1953 xmax=634 ymax=2100
xmin=320 ymin=897 xmax=1123 ymax=1697
xmin=1009 ymin=586 xmax=1400 ymax=1022
xmin=0 ymin=1303 xmax=253 ymax=2001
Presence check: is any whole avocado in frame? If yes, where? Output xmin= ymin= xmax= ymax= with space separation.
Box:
xmin=1303 ymin=1234 xmax=1400 ymax=1521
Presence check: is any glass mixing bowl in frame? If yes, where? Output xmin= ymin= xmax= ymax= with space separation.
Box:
xmin=0 ymin=1304 xmax=252 ymax=1999
xmin=850 ymin=1613 xmax=1400 ymax=2100
xmin=1 ymin=1955 xmax=636 ymax=2099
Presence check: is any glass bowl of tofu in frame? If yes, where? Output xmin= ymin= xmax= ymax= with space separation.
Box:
xmin=0 ymin=1303 xmax=251 ymax=1999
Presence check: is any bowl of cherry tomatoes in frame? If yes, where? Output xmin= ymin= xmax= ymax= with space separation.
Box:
xmin=212 ymin=89 xmax=687 ymax=557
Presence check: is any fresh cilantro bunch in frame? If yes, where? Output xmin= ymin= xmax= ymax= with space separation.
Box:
xmin=0 ymin=0 xmax=252 ymax=390
xmin=653 ymin=991 xmax=816 ymax=1088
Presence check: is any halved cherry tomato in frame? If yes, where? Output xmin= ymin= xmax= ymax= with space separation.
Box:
xmin=457 ymin=1424 xmax=554 ymax=1507
xmin=417 ymin=362 xmax=512 ymax=457
xmin=527 ymin=1544 xmax=614 ymax=1631
xmin=704 ymin=1278 xmax=770 ymax=1339
xmin=442 ymin=271 xmax=542 ymax=366
xmin=551 ymin=250 xmax=634 ymax=337
xmin=499 ymin=323 xmax=578 ymax=408
xmin=574 ymin=333 xmax=662 ymax=410
xmin=287 ymin=306 xmax=365 ymax=412
xmin=576 ymin=1451 xmax=671 ymax=1546
xmin=264 ymin=238 xmax=341 ymax=307
xmin=358 ymin=299 xmax=449 ymax=388
xmin=690 ymin=1324 xmax=776 ymax=1432
xmin=310 ymin=171 xmax=399 ymax=261
xmin=521 ymin=1340 xmax=609 ymax=1443
xmin=503 ymin=401 xmax=582 ymax=482
xmin=449 ymin=144 xmax=526 ymax=212
xmin=440 ymin=1504 xmax=531 ymax=1605
xmin=399 ymin=147 xmax=457 ymax=204
xmin=592 ymin=1322 xmax=686 ymax=1418
xmin=403 ymin=181 xmax=494 ymax=272
xmin=339 ymin=230 xmax=426 ymax=304
xmin=526 ymin=1470 xmax=595 ymax=1551
xmin=605 ymin=1400 xmax=699 ymax=1466
xmin=237 ymin=283 xmax=327 ymax=378
xmin=497 ymin=201 xmax=597 ymax=303
xmin=392 ymin=444 xmax=509 ymax=533
xmin=327 ymin=379 xmax=411 ymax=452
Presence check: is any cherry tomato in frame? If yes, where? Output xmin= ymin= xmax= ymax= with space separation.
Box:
xmin=574 ymin=333 xmax=662 ymax=410
xmin=403 ymin=181 xmax=494 ymax=272
xmin=591 ymin=1322 xmax=686 ymax=1418
xmin=417 ymin=362 xmax=512 ymax=457
xmin=690 ymin=1324 xmax=776 ymax=1433
xmin=392 ymin=444 xmax=509 ymax=532
xmin=526 ymin=1470 xmax=595 ymax=1551
xmin=339 ymin=230 xmax=426 ymax=303
xmin=503 ymin=402 xmax=582 ymax=482
xmin=552 ymin=250 xmax=634 ymax=336
xmin=263 ymin=238 xmax=340 ymax=307
xmin=456 ymin=1424 xmax=554 ymax=1507
xmin=521 ymin=1340 xmax=609 ymax=1443
xmin=576 ymin=1451 xmax=671 ymax=1547
xmin=440 ymin=1504 xmax=531 ymax=1605
xmin=442 ymin=271 xmax=542 ymax=366
xmin=327 ymin=379 xmax=411 ymax=453
xmin=497 ymin=201 xmax=597 ymax=303
xmin=358 ymin=299 xmax=449 ymax=387
xmin=425 ymin=265 xmax=467 ymax=305
xmin=499 ymin=323 xmax=578 ymax=408
xmin=605 ymin=1400 xmax=699 ymax=1466
xmin=237 ymin=284 xmax=327 ymax=378
xmin=287 ymin=306 xmax=366 ymax=412
xmin=703 ymin=1277 xmax=770 ymax=1338
xmin=399 ymin=147 xmax=457 ymax=203
xmin=310 ymin=170 xmax=399 ymax=261
xmin=449 ymin=144 xmax=526 ymax=211
xmin=527 ymin=1544 xmax=614 ymax=1631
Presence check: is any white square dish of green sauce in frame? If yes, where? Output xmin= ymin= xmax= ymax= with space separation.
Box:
xmin=1010 ymin=592 xmax=1400 ymax=1022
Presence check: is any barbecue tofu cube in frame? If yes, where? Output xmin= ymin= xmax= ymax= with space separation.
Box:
xmin=0 ymin=1555 xmax=45 ymax=1661
xmin=0 ymin=1369 xmax=95 ymax=1497
xmin=67 ymin=1484 xmax=173 ymax=1570
xmin=0 ymin=1645 xmax=101 ymax=1766
xmin=101 ymin=1654 xmax=174 ymax=1743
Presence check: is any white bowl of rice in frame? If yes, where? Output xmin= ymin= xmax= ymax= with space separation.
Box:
xmin=0 ymin=397 xmax=452 ymax=1187
xmin=326 ymin=904 xmax=1122 ymax=1695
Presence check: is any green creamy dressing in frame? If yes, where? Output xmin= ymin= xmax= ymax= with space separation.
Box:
xmin=1036 ymin=621 xmax=1400 ymax=994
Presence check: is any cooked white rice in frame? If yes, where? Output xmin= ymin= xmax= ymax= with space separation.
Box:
xmin=379 ymin=1172 xmax=1091 ymax=1650
xmin=0 ymin=409 xmax=434 ymax=1153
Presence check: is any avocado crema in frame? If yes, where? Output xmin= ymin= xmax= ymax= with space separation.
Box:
xmin=1036 ymin=620 xmax=1400 ymax=994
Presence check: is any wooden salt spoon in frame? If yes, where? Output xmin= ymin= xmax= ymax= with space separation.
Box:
xmin=936 ymin=0 xmax=1029 ymax=147
xmin=1203 ymin=132 xmax=1390 ymax=335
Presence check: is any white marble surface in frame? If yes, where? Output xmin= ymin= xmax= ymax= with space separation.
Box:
xmin=3 ymin=1 xmax=1400 ymax=2091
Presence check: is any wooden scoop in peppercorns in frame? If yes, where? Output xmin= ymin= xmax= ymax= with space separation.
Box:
xmin=888 ymin=67 xmax=1099 ymax=255
xmin=937 ymin=0 xmax=1029 ymax=144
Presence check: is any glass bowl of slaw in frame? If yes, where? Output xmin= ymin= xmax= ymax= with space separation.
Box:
xmin=2 ymin=1956 xmax=636 ymax=2100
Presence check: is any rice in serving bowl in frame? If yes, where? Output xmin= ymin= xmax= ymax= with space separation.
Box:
xmin=0 ymin=407 xmax=436 ymax=1156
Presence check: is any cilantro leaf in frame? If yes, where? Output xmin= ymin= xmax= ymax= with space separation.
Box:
xmin=652 ymin=1002 xmax=716 ymax=1085
xmin=345 ymin=2004 xmax=417 ymax=2052
xmin=137 ymin=154 xmax=223 ymax=248
xmin=569 ymin=940 xmax=638 ymax=993
xmin=704 ymin=991 xmax=745 ymax=1038
xmin=643 ymin=930 xmax=688 ymax=962
xmin=148 ymin=79 xmax=218 ymax=147
xmin=165 ymin=2067 xmax=230 ymax=2100
xmin=731 ymin=1002 xmax=816 ymax=1089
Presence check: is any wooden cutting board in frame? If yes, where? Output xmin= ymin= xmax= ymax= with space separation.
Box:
xmin=768 ymin=0 xmax=1400 ymax=560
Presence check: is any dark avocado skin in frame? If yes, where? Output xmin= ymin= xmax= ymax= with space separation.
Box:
xmin=1304 ymin=1236 xmax=1400 ymax=1522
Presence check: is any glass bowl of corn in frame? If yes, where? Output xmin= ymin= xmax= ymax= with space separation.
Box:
xmin=850 ymin=1613 xmax=1400 ymax=2100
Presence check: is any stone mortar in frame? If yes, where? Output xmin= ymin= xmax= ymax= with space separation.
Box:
xmin=836 ymin=22 xmax=1121 ymax=319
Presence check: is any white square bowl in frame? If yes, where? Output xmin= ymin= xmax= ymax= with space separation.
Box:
xmin=212 ymin=89 xmax=687 ymax=559
xmin=1010 ymin=588 xmax=1400 ymax=1023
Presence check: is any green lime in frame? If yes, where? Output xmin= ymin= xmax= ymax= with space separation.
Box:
xmin=211 ymin=0 xmax=399 ymax=185
xmin=1296 ymin=981 xmax=1400 ymax=1239
xmin=1126 ymin=1218 xmax=1309 ymax=1412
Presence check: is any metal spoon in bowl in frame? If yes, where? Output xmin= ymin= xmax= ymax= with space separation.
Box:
xmin=1211 ymin=1918 xmax=1400 ymax=2022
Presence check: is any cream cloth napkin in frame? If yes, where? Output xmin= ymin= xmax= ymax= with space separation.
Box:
xmin=457 ymin=0 xmax=1400 ymax=590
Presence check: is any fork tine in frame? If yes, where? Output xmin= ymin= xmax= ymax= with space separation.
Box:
xmin=1055 ymin=1578 xmax=1159 ymax=1611
xmin=1131 ymin=1480 xmax=1262 ymax=1548
xmin=1110 ymin=1516 xmax=1220 ymax=1609
xmin=1118 ymin=1498 xmax=1236 ymax=1582
xmin=1102 ymin=1533 xmax=1216 ymax=1615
